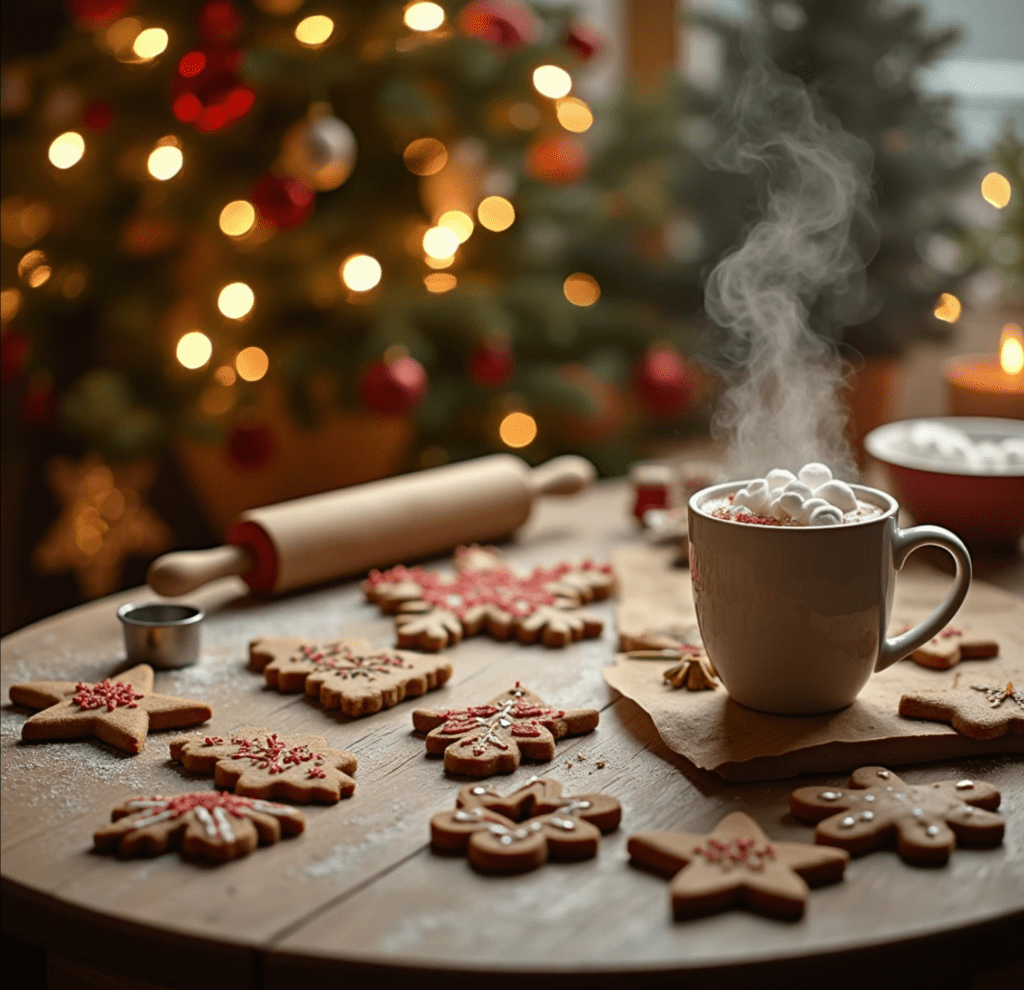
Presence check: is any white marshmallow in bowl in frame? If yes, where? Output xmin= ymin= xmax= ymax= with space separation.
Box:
xmin=814 ymin=479 xmax=857 ymax=513
xmin=782 ymin=479 xmax=814 ymax=501
xmin=735 ymin=479 xmax=770 ymax=514
xmin=798 ymin=462 xmax=832 ymax=489
xmin=777 ymin=490 xmax=806 ymax=518
xmin=809 ymin=504 xmax=844 ymax=526
xmin=765 ymin=468 xmax=796 ymax=491
xmin=798 ymin=497 xmax=830 ymax=524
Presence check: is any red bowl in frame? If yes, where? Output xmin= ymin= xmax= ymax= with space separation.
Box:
xmin=864 ymin=418 xmax=1024 ymax=547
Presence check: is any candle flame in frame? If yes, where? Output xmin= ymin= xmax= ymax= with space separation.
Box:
xmin=933 ymin=292 xmax=961 ymax=323
xmin=999 ymin=323 xmax=1024 ymax=376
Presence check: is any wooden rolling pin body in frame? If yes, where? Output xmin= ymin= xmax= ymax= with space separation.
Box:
xmin=147 ymin=454 xmax=594 ymax=597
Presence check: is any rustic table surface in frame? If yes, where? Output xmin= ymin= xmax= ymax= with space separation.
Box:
xmin=2 ymin=479 xmax=1022 ymax=990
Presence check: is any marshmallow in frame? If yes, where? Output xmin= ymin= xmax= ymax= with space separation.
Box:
xmin=798 ymin=497 xmax=829 ymax=524
xmin=814 ymin=479 xmax=857 ymax=513
xmin=768 ymin=494 xmax=789 ymax=520
xmin=798 ymin=462 xmax=832 ymax=488
xmin=1004 ymin=438 xmax=1024 ymax=466
xmin=777 ymin=490 xmax=806 ymax=518
xmin=765 ymin=468 xmax=797 ymax=491
xmin=782 ymin=479 xmax=814 ymax=501
xmin=737 ymin=479 xmax=770 ymax=514
xmin=809 ymin=504 xmax=843 ymax=526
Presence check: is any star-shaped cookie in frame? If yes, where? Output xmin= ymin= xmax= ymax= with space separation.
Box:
xmin=10 ymin=664 xmax=211 ymax=754
xmin=628 ymin=811 xmax=848 ymax=920
xmin=899 ymin=676 xmax=1024 ymax=740
xmin=170 ymin=727 xmax=358 ymax=803
xmin=790 ymin=766 xmax=1004 ymax=865
xmin=249 ymin=636 xmax=452 ymax=717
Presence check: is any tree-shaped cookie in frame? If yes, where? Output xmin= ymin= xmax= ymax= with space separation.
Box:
xmin=10 ymin=664 xmax=211 ymax=754
xmin=249 ymin=636 xmax=452 ymax=717
xmin=903 ymin=622 xmax=999 ymax=670
xmin=412 ymin=683 xmax=599 ymax=777
xmin=899 ymin=678 xmax=1024 ymax=740
xmin=790 ymin=766 xmax=1004 ymax=865
xmin=628 ymin=811 xmax=848 ymax=920
xmin=170 ymin=727 xmax=357 ymax=803
xmin=94 ymin=792 xmax=305 ymax=863
xmin=364 ymin=544 xmax=614 ymax=650
xmin=431 ymin=778 xmax=621 ymax=874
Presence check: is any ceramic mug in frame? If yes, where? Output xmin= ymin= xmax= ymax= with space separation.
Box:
xmin=687 ymin=482 xmax=972 ymax=715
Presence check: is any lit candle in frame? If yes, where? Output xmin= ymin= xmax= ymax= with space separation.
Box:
xmin=944 ymin=323 xmax=1024 ymax=420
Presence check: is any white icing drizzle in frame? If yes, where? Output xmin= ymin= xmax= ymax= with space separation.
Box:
xmin=194 ymin=805 xmax=218 ymax=838
xmin=956 ymin=780 xmax=974 ymax=789
xmin=213 ymin=806 xmax=235 ymax=843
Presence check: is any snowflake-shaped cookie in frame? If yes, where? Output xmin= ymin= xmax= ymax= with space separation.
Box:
xmin=10 ymin=664 xmax=211 ymax=754
xmin=412 ymin=683 xmax=599 ymax=777
xmin=899 ymin=677 xmax=1024 ymax=739
xmin=94 ymin=792 xmax=305 ymax=863
xmin=628 ymin=811 xmax=848 ymax=920
xmin=790 ymin=766 xmax=1004 ymax=865
xmin=249 ymin=636 xmax=452 ymax=717
xmin=170 ymin=727 xmax=357 ymax=803
xmin=363 ymin=545 xmax=614 ymax=651
xmin=431 ymin=778 xmax=621 ymax=873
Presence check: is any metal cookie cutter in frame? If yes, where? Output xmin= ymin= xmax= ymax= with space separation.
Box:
xmin=117 ymin=603 xmax=204 ymax=669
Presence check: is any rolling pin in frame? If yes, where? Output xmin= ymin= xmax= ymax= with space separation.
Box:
xmin=147 ymin=453 xmax=595 ymax=596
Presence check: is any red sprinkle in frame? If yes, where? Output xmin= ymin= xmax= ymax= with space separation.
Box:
xmin=73 ymin=679 xmax=145 ymax=712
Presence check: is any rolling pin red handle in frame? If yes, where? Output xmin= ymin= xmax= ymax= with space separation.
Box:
xmin=147 ymin=544 xmax=253 ymax=597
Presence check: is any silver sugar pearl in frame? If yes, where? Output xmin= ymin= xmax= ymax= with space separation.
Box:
xmin=860 ymin=811 xmax=875 ymax=821
xmin=913 ymin=808 xmax=923 ymax=817
xmin=840 ymin=816 xmax=856 ymax=828
xmin=877 ymin=770 xmax=890 ymax=779
xmin=499 ymin=835 xmax=513 ymax=845
xmin=956 ymin=780 xmax=974 ymax=790
xmin=926 ymin=825 xmax=939 ymax=837
xmin=820 ymin=791 xmax=840 ymax=800
xmin=864 ymin=795 xmax=876 ymax=802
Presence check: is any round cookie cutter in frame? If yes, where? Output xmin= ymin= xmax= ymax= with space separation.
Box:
xmin=117 ymin=603 xmax=204 ymax=669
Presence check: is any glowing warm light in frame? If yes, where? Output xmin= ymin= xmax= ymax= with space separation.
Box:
xmin=103 ymin=18 xmax=143 ymax=61
xmin=437 ymin=210 xmax=473 ymax=243
xmin=981 ymin=171 xmax=1012 ymax=209
xmin=423 ymin=225 xmax=460 ymax=259
xmin=295 ymin=15 xmax=334 ymax=46
xmin=424 ymin=273 xmax=457 ymax=293
xmin=933 ymin=292 xmax=961 ymax=324
xmin=200 ymin=384 xmax=235 ymax=416
xmin=1000 ymin=323 xmax=1024 ymax=375
xmin=61 ymin=266 xmax=88 ymax=298
xmin=499 ymin=411 xmax=538 ymax=448
xmin=340 ymin=254 xmax=382 ymax=291
xmin=556 ymin=96 xmax=593 ymax=133
xmin=219 ymin=200 xmax=256 ymax=236
xmin=18 ymin=250 xmax=51 ymax=287
xmin=176 ymin=331 xmax=213 ymax=369
xmin=424 ymin=254 xmax=454 ymax=269
xmin=48 ymin=131 xmax=85 ymax=169
xmin=235 ymin=346 xmax=270 ymax=381
xmin=563 ymin=272 xmax=600 ymax=307
xmin=218 ymin=282 xmax=255 ymax=319
xmin=403 ymin=137 xmax=448 ymax=176
xmin=532 ymin=65 xmax=572 ymax=99
xmin=214 ymin=364 xmax=236 ymax=386
xmin=477 ymin=196 xmax=515 ymax=232
xmin=147 ymin=144 xmax=183 ymax=180
xmin=132 ymin=27 xmax=169 ymax=60
xmin=404 ymin=2 xmax=445 ymax=31
xmin=1 ymin=288 xmax=22 ymax=324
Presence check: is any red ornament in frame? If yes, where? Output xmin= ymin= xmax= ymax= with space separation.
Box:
xmin=1 ymin=329 xmax=29 ymax=385
xmin=459 ymin=1 xmax=540 ymax=50
xmin=69 ymin=1 xmax=132 ymax=30
xmin=635 ymin=345 xmax=694 ymax=419
xmin=565 ymin=22 xmax=604 ymax=61
xmin=21 ymin=372 xmax=57 ymax=427
xmin=198 ymin=2 xmax=243 ymax=44
xmin=470 ymin=341 xmax=514 ymax=387
xmin=359 ymin=356 xmax=428 ymax=416
xmin=526 ymin=134 xmax=589 ymax=186
xmin=172 ymin=46 xmax=254 ymax=134
xmin=83 ymin=100 xmax=114 ymax=132
xmin=227 ymin=423 xmax=275 ymax=470
xmin=251 ymin=174 xmax=315 ymax=229
xmin=554 ymin=363 xmax=624 ymax=445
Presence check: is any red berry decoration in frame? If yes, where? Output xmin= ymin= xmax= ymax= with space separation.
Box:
xmin=527 ymin=134 xmax=589 ymax=186
xmin=470 ymin=341 xmax=514 ymax=387
xmin=198 ymin=2 xmax=243 ymax=44
xmin=1 ymin=330 xmax=29 ymax=385
xmin=459 ymin=1 xmax=540 ymax=50
xmin=635 ymin=345 xmax=694 ymax=420
xmin=359 ymin=356 xmax=428 ymax=416
xmin=565 ymin=22 xmax=604 ymax=61
xmin=172 ymin=47 xmax=254 ymax=134
xmin=251 ymin=174 xmax=315 ymax=229
xmin=83 ymin=100 xmax=114 ymax=132
xmin=227 ymin=423 xmax=275 ymax=470
xmin=69 ymin=1 xmax=132 ymax=30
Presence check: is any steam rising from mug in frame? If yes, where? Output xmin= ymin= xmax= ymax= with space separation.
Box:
xmin=704 ymin=62 xmax=877 ymax=480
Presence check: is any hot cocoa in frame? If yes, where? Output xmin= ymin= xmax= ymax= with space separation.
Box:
xmin=701 ymin=463 xmax=881 ymax=527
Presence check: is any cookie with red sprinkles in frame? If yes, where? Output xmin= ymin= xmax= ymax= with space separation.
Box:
xmin=170 ymin=727 xmax=357 ymax=803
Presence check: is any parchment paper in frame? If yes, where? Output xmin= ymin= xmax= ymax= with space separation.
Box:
xmin=604 ymin=543 xmax=1024 ymax=781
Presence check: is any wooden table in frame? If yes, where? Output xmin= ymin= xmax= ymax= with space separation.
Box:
xmin=3 ymin=480 xmax=1022 ymax=990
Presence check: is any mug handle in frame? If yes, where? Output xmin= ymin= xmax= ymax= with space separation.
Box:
xmin=875 ymin=524 xmax=972 ymax=673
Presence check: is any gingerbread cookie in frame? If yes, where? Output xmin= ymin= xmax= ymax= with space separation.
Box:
xmin=170 ymin=727 xmax=357 ymax=803
xmin=628 ymin=811 xmax=847 ymax=920
xmin=626 ymin=641 xmax=717 ymax=691
xmin=904 ymin=623 xmax=999 ymax=670
xmin=431 ymin=778 xmax=621 ymax=874
xmin=10 ymin=664 xmax=211 ymax=754
xmin=249 ymin=636 xmax=452 ymax=717
xmin=363 ymin=545 xmax=614 ymax=651
xmin=412 ymin=682 xmax=599 ymax=777
xmin=899 ymin=677 xmax=1024 ymax=740
xmin=790 ymin=766 xmax=1004 ymax=865
xmin=94 ymin=792 xmax=305 ymax=863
